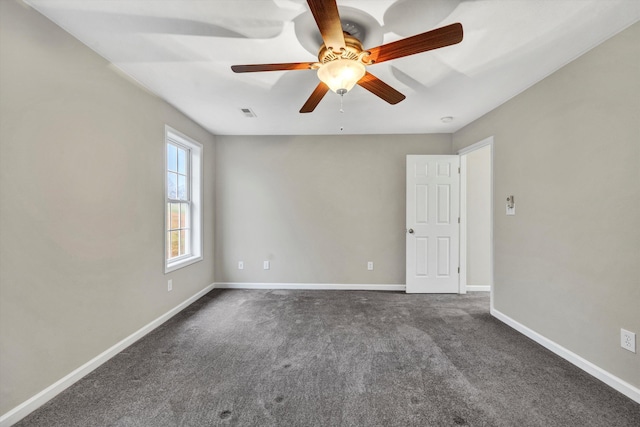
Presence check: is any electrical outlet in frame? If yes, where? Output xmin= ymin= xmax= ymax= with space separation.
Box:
xmin=167 ymin=279 xmax=173 ymax=292
xmin=367 ymin=261 xmax=374 ymax=271
xmin=621 ymin=329 xmax=636 ymax=353
xmin=238 ymin=261 xmax=244 ymax=270
xmin=263 ymin=261 xmax=270 ymax=270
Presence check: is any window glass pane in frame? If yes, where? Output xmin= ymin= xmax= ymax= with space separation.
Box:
xmin=168 ymin=172 xmax=177 ymax=199
xmin=178 ymin=148 xmax=186 ymax=174
xmin=170 ymin=231 xmax=179 ymax=258
xmin=167 ymin=144 xmax=178 ymax=172
xmin=166 ymin=232 xmax=171 ymax=259
xmin=180 ymin=230 xmax=186 ymax=256
xmin=170 ymin=203 xmax=179 ymax=229
xmin=180 ymin=203 xmax=188 ymax=229
xmin=177 ymin=175 xmax=186 ymax=200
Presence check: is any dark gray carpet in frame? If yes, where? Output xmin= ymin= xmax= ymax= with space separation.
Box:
xmin=17 ymin=290 xmax=640 ymax=426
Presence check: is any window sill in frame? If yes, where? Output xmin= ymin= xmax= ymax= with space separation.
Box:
xmin=165 ymin=255 xmax=203 ymax=273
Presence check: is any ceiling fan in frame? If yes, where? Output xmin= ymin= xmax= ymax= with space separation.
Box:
xmin=231 ymin=0 xmax=463 ymax=113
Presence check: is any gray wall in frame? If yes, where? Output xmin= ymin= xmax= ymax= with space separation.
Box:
xmin=453 ymin=23 xmax=640 ymax=387
xmin=215 ymin=134 xmax=451 ymax=284
xmin=2 ymin=0 xmax=637 ymax=416
xmin=465 ymin=145 xmax=492 ymax=286
xmin=0 ymin=0 xmax=215 ymax=414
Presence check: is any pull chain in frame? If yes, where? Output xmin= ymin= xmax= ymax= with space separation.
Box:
xmin=337 ymin=88 xmax=347 ymax=131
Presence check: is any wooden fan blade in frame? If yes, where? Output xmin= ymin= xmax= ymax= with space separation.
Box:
xmin=307 ymin=0 xmax=346 ymax=51
xmin=366 ymin=23 xmax=463 ymax=64
xmin=231 ymin=63 xmax=315 ymax=73
xmin=357 ymin=72 xmax=406 ymax=105
xmin=300 ymin=82 xmax=330 ymax=113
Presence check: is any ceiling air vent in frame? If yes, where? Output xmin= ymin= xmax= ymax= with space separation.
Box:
xmin=240 ymin=108 xmax=257 ymax=118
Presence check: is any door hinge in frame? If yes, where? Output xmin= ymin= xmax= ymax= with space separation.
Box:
xmin=458 ymin=167 xmax=460 ymax=174
xmin=458 ymin=217 xmax=460 ymax=224
xmin=458 ymin=267 xmax=460 ymax=273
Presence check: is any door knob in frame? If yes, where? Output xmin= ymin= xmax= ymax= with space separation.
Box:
xmin=408 ymin=228 xmax=414 ymax=234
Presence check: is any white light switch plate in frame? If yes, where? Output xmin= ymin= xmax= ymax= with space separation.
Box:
xmin=263 ymin=261 xmax=270 ymax=270
xmin=506 ymin=205 xmax=515 ymax=215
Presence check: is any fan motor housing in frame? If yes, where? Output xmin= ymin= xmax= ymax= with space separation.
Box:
xmin=317 ymin=33 xmax=371 ymax=65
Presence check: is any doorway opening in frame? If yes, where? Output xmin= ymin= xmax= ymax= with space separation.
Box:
xmin=458 ymin=137 xmax=493 ymax=301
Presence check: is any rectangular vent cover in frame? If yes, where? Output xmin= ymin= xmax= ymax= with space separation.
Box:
xmin=240 ymin=108 xmax=256 ymax=118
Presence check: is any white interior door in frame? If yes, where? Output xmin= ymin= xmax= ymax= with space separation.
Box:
xmin=406 ymin=155 xmax=460 ymax=293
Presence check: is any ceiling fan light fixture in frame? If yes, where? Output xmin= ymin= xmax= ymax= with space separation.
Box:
xmin=231 ymin=1 xmax=463 ymax=113
xmin=317 ymin=59 xmax=366 ymax=94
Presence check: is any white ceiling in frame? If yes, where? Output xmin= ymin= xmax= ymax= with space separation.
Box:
xmin=25 ymin=0 xmax=640 ymax=135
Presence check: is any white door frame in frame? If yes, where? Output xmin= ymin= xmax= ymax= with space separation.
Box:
xmin=457 ymin=137 xmax=494 ymax=302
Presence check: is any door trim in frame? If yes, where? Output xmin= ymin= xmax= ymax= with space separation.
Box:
xmin=457 ymin=137 xmax=494 ymax=303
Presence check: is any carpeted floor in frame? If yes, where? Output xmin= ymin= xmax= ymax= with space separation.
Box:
xmin=17 ymin=290 xmax=640 ymax=426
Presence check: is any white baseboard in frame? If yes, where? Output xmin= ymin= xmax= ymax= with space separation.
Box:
xmin=0 ymin=284 xmax=215 ymax=427
xmin=214 ymin=282 xmax=406 ymax=291
xmin=491 ymin=307 xmax=640 ymax=404
xmin=466 ymin=285 xmax=491 ymax=292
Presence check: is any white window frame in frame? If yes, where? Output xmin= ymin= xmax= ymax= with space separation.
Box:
xmin=164 ymin=126 xmax=203 ymax=273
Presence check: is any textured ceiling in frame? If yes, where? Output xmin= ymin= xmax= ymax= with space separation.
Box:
xmin=25 ymin=0 xmax=640 ymax=135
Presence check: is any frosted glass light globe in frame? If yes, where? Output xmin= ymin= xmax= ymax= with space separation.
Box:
xmin=317 ymin=59 xmax=366 ymax=93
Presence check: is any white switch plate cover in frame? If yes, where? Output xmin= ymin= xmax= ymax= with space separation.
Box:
xmin=238 ymin=261 xmax=244 ymax=270
xmin=506 ymin=205 xmax=516 ymax=215
xmin=367 ymin=261 xmax=374 ymax=271
xmin=168 ymin=279 xmax=173 ymax=292
xmin=263 ymin=261 xmax=270 ymax=270
xmin=621 ymin=329 xmax=636 ymax=353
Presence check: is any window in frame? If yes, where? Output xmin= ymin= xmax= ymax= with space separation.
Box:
xmin=165 ymin=126 xmax=202 ymax=272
